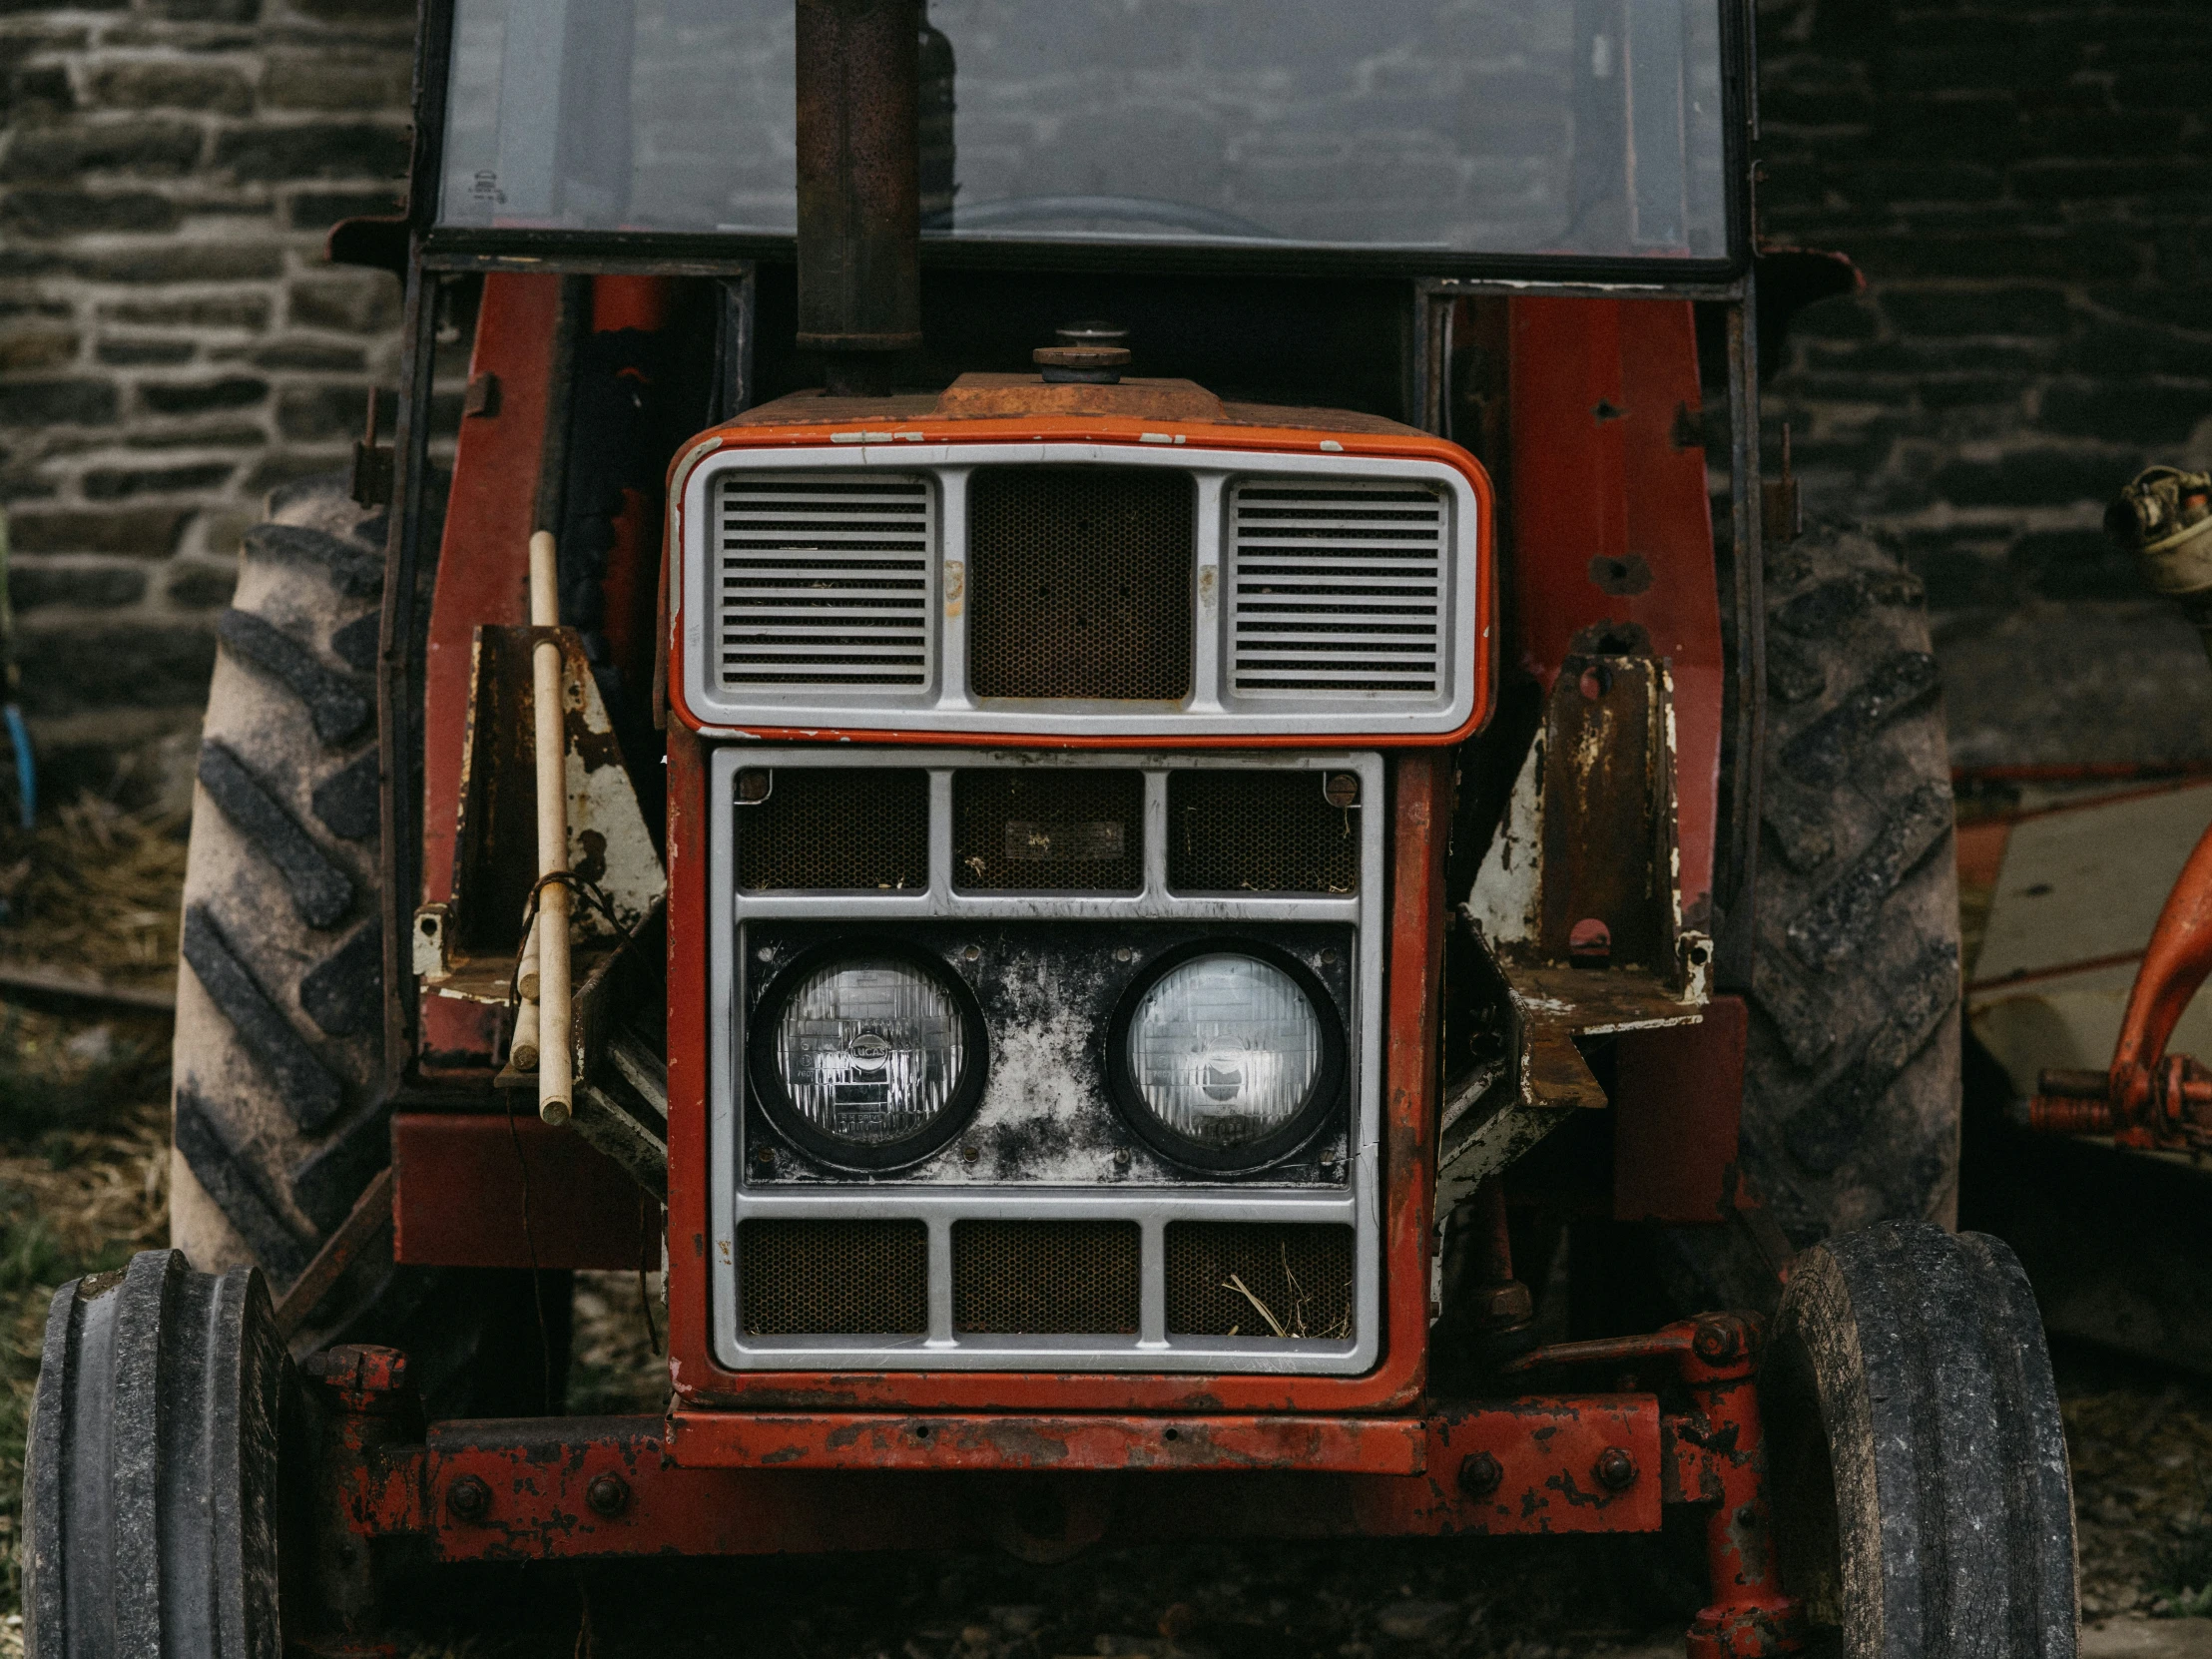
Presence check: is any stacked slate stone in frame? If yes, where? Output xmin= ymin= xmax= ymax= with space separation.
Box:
xmin=0 ymin=0 xmax=417 ymax=794
xmin=1757 ymin=0 xmax=2212 ymax=765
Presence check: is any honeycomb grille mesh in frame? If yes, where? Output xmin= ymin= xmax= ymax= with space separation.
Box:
xmin=1228 ymin=481 xmax=1445 ymax=696
xmin=953 ymin=769 xmax=1144 ymax=891
xmin=1165 ymin=1223 xmax=1355 ymax=1339
xmin=739 ymin=1219 xmax=929 ymax=1335
xmin=1167 ymin=770 xmax=1361 ymax=893
xmin=736 ymin=768 xmax=930 ymax=891
xmin=968 ymin=467 xmax=1194 ymax=701
xmin=717 ymin=473 xmax=933 ymax=691
xmin=953 ymin=1221 xmax=1141 ymax=1334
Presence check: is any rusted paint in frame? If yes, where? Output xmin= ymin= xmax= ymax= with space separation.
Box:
xmin=1507 ymin=297 xmax=1723 ymax=930
xmin=663 ymin=1411 xmax=1425 ymax=1474
xmin=329 ymin=1399 xmax=1687 ymax=1564
xmin=1538 ymin=656 xmax=1674 ymax=972
xmin=1510 ymin=1317 xmax=1809 ymax=1657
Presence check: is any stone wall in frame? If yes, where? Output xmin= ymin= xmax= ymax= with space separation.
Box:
xmin=1758 ymin=0 xmax=2212 ymax=767
xmin=2 ymin=0 xmax=2208 ymax=788
xmin=0 ymin=0 xmax=411 ymax=796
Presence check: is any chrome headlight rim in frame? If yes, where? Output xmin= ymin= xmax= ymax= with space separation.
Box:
xmin=746 ymin=937 xmax=989 ymax=1173
xmin=1104 ymin=937 xmax=1347 ymax=1175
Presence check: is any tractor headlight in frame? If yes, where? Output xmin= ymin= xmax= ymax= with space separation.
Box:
xmin=1111 ymin=945 xmax=1343 ymax=1171
xmin=751 ymin=945 xmax=985 ymax=1169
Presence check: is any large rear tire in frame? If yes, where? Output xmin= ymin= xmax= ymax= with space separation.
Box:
xmin=1743 ymin=525 xmax=1962 ymax=1246
xmin=169 ymin=474 xmax=565 ymax=1415
xmin=1764 ymin=1221 xmax=2077 ymax=1658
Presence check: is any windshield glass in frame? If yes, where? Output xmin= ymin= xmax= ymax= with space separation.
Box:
xmin=439 ymin=0 xmax=1731 ymax=261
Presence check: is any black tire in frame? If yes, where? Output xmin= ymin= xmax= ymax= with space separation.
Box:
xmin=24 ymin=1250 xmax=299 ymax=1658
xmin=1745 ymin=525 xmax=1962 ymax=1246
xmin=1764 ymin=1221 xmax=2077 ymax=1658
xmin=170 ymin=474 xmax=566 ymax=1415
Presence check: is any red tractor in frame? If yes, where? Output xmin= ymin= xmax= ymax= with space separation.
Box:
xmin=25 ymin=2 xmax=2076 ymax=1654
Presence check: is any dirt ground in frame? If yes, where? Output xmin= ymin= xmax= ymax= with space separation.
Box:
xmin=1 ymin=800 xmax=2209 ymax=1656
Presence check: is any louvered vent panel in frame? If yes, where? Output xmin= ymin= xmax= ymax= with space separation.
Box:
xmin=717 ymin=473 xmax=933 ymax=692
xmin=1228 ymin=481 xmax=1446 ymax=697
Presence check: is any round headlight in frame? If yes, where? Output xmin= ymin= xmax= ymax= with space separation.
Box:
xmin=751 ymin=945 xmax=984 ymax=1169
xmin=1112 ymin=946 xmax=1343 ymax=1170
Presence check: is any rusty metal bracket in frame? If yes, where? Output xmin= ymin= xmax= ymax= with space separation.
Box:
xmin=1442 ymin=655 xmax=1713 ymax=1218
xmin=1511 ymin=1315 xmax=1810 ymax=1658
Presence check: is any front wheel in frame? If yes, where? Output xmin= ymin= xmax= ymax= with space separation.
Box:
xmin=25 ymin=1250 xmax=300 ymax=1658
xmin=1763 ymin=1221 xmax=2077 ymax=1657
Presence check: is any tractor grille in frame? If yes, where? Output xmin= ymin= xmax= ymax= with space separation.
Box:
xmin=738 ymin=1219 xmax=930 ymax=1335
xmin=716 ymin=473 xmax=933 ymax=691
xmin=1228 ymin=481 xmax=1446 ymax=696
xmin=967 ymin=467 xmax=1194 ymax=701
xmin=952 ymin=1221 xmax=1142 ymax=1335
xmin=735 ymin=767 xmax=931 ymax=890
xmin=952 ymin=768 xmax=1145 ymax=891
xmin=1167 ymin=769 xmax=1362 ymax=894
xmin=1165 ymin=1223 xmax=1355 ymax=1338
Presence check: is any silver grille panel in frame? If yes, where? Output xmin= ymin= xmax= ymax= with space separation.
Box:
xmin=676 ymin=443 xmax=1481 ymax=737
xmin=705 ymin=748 xmax=1386 ymax=1376
xmin=1228 ymin=481 xmax=1445 ymax=696
xmin=716 ymin=473 xmax=933 ymax=693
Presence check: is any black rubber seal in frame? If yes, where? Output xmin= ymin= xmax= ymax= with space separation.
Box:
xmin=747 ymin=937 xmax=988 ymax=1173
xmin=1103 ymin=937 xmax=1346 ymax=1175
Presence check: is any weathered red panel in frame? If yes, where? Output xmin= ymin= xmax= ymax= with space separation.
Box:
xmin=663 ymin=1410 xmax=1426 ymax=1473
xmin=340 ymin=1398 xmax=1663 ymax=1562
xmin=1508 ymin=297 xmax=1724 ymax=930
xmin=415 ymin=275 xmax=563 ymax=1071
xmin=1611 ymin=994 xmax=1750 ymax=1225
xmin=391 ymin=1112 xmax=656 ymax=1271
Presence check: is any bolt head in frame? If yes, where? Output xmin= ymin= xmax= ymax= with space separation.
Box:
xmin=1595 ymin=1447 xmax=1638 ymax=1491
xmin=585 ymin=1471 xmax=631 ymax=1517
xmin=1474 ymin=1282 xmax=1534 ymax=1325
xmin=1457 ymin=1450 xmax=1503 ymax=1499
xmin=447 ymin=1474 xmax=492 ymax=1522
xmin=1692 ymin=1316 xmax=1742 ymax=1363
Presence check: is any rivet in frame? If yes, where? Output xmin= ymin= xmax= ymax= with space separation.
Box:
xmin=447 ymin=1474 xmax=492 ymax=1522
xmin=962 ymin=1144 xmax=980 ymax=1164
xmin=1595 ymin=1447 xmax=1638 ymax=1491
xmin=585 ymin=1472 xmax=631 ymax=1517
xmin=1457 ymin=1450 xmax=1503 ymax=1499
xmin=962 ymin=944 xmax=981 ymax=962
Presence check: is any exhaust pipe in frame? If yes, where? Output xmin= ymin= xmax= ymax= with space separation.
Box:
xmin=796 ymin=0 xmax=922 ymax=397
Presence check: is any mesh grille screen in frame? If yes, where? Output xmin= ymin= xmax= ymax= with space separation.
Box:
xmin=968 ymin=467 xmax=1194 ymax=701
xmin=1229 ymin=481 xmax=1445 ymax=696
xmin=739 ymin=1219 xmax=929 ymax=1336
xmin=952 ymin=1220 xmax=1141 ymax=1334
xmin=1167 ymin=770 xmax=1361 ymax=893
xmin=736 ymin=769 xmax=930 ymax=891
xmin=953 ymin=769 xmax=1144 ymax=891
xmin=717 ymin=473 xmax=933 ymax=691
xmin=1165 ymin=1223 xmax=1355 ymax=1339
